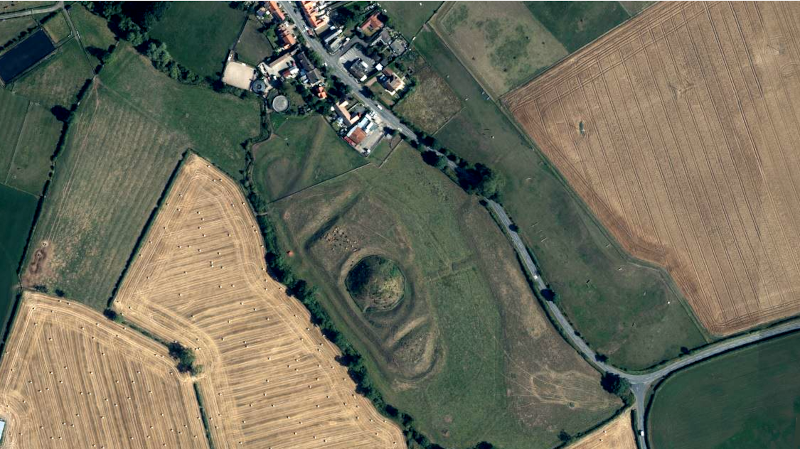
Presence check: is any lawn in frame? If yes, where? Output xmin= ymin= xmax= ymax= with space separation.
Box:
xmin=412 ymin=27 xmax=707 ymax=371
xmin=70 ymin=4 xmax=116 ymax=64
xmin=253 ymin=114 xmax=366 ymax=201
xmin=12 ymin=38 xmax=93 ymax=108
xmin=380 ymin=1 xmax=441 ymax=40
xmin=4 ymin=102 xmax=61 ymax=195
xmin=270 ymin=143 xmax=620 ymax=449
xmin=0 ymin=16 xmax=36 ymax=48
xmin=234 ymin=17 xmax=273 ymax=66
xmin=22 ymin=43 xmax=261 ymax=309
xmin=42 ymin=11 xmax=70 ymax=44
xmin=150 ymin=2 xmax=247 ymax=80
xmin=649 ymin=331 xmax=800 ymax=448
xmin=524 ymin=1 xmax=630 ymax=53
xmin=432 ymin=2 xmax=567 ymax=97
xmin=393 ymin=55 xmax=461 ymax=134
xmin=0 ymin=184 xmax=37 ymax=334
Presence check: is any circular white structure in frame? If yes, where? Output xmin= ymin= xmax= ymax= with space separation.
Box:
xmin=272 ymin=95 xmax=289 ymax=113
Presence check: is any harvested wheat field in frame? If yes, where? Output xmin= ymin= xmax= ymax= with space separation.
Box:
xmin=506 ymin=2 xmax=800 ymax=335
xmin=0 ymin=291 xmax=209 ymax=449
xmin=567 ymin=410 xmax=636 ymax=449
xmin=113 ymin=154 xmax=404 ymax=449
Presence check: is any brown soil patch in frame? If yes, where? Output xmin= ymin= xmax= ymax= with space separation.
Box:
xmin=506 ymin=2 xmax=800 ymax=335
xmin=0 ymin=292 xmax=208 ymax=449
xmin=113 ymin=154 xmax=404 ymax=448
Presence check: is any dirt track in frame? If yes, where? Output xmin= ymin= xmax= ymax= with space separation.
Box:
xmin=113 ymin=154 xmax=405 ymax=448
xmin=0 ymin=292 xmax=208 ymax=449
xmin=506 ymin=1 xmax=800 ymax=335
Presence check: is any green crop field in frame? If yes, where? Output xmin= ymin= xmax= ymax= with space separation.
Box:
xmin=380 ymin=1 xmax=441 ymax=40
xmin=412 ymin=27 xmax=707 ymax=371
xmin=253 ymin=114 xmax=365 ymax=202
xmin=432 ymin=2 xmax=567 ymax=97
xmin=0 ymin=16 xmax=36 ymax=47
xmin=524 ymin=1 xmax=630 ymax=53
xmin=235 ymin=17 xmax=273 ymax=66
xmin=270 ymin=143 xmax=620 ymax=449
xmin=22 ymin=44 xmax=261 ymax=309
xmin=150 ymin=2 xmax=247 ymax=80
xmin=70 ymin=4 xmax=116 ymax=64
xmin=394 ymin=55 xmax=461 ymax=134
xmin=12 ymin=38 xmax=93 ymax=108
xmin=0 ymin=185 xmax=37 ymax=333
xmin=42 ymin=11 xmax=70 ymax=44
xmin=649 ymin=331 xmax=800 ymax=448
xmin=4 ymin=103 xmax=61 ymax=195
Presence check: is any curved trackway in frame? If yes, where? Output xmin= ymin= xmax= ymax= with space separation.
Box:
xmin=281 ymin=4 xmax=800 ymax=448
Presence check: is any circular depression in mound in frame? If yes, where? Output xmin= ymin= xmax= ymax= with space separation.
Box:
xmin=345 ymin=255 xmax=405 ymax=312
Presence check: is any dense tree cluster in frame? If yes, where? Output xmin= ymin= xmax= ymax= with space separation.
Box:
xmin=168 ymin=341 xmax=203 ymax=375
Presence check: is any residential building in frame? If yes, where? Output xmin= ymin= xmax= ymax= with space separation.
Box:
xmin=300 ymin=1 xmax=330 ymax=32
xmin=359 ymin=12 xmax=384 ymax=37
xmin=306 ymin=68 xmax=323 ymax=86
xmin=379 ymin=68 xmax=405 ymax=96
xmin=276 ymin=22 xmax=297 ymax=49
xmin=389 ymin=38 xmax=407 ymax=56
xmin=267 ymin=1 xmax=285 ymax=21
xmin=296 ymin=52 xmax=315 ymax=72
xmin=333 ymin=100 xmax=357 ymax=127
xmin=348 ymin=60 xmax=369 ymax=82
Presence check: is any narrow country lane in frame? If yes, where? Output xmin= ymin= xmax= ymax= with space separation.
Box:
xmin=0 ymin=1 xmax=63 ymax=20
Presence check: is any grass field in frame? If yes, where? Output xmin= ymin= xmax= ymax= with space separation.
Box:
xmin=42 ymin=11 xmax=70 ymax=44
xmin=12 ymin=38 xmax=92 ymax=108
xmin=433 ymin=2 xmax=567 ymax=97
xmin=393 ymin=55 xmax=461 ymax=134
xmin=70 ymin=4 xmax=116 ymax=64
xmin=506 ymin=2 xmax=800 ymax=336
xmin=150 ymin=2 xmax=247 ymax=80
xmin=0 ymin=16 xmax=36 ymax=47
xmin=253 ymin=114 xmax=366 ymax=202
xmin=4 ymin=102 xmax=61 ymax=195
xmin=524 ymin=1 xmax=630 ymax=53
xmin=270 ymin=143 xmax=620 ymax=449
xmin=0 ymin=1 xmax=55 ymax=14
xmin=412 ymin=27 xmax=707 ymax=371
xmin=0 ymin=88 xmax=29 ymax=171
xmin=380 ymin=1 xmax=441 ymax=40
xmin=113 ymin=155 xmax=405 ymax=448
xmin=570 ymin=410 xmax=636 ymax=449
xmin=22 ymin=44 xmax=261 ymax=309
xmin=649 ymin=331 xmax=800 ymax=448
xmin=0 ymin=185 xmax=36 ymax=333
xmin=234 ymin=17 xmax=273 ymax=66
xmin=619 ymin=1 xmax=654 ymax=15
xmin=0 ymin=292 xmax=211 ymax=448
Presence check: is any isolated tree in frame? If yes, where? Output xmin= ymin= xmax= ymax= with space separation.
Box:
xmin=540 ymin=288 xmax=556 ymax=302
xmin=558 ymin=430 xmax=572 ymax=443
xmin=600 ymin=372 xmax=630 ymax=396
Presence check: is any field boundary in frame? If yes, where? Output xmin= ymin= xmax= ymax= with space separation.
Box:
xmin=266 ymin=161 xmax=373 ymax=204
xmin=2 ymin=100 xmax=31 ymax=184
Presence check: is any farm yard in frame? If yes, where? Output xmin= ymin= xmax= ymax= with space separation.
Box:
xmin=569 ymin=410 xmax=636 ymax=449
xmin=413 ymin=27 xmax=706 ymax=371
xmin=270 ymin=144 xmax=620 ymax=449
xmin=150 ymin=2 xmax=248 ymax=80
xmin=0 ymin=292 xmax=210 ymax=449
xmin=253 ymin=114 xmax=367 ymax=202
xmin=648 ymin=330 xmax=800 ymax=448
xmin=393 ymin=56 xmax=461 ymax=134
xmin=432 ymin=2 xmax=567 ymax=97
xmin=112 ymin=155 xmax=405 ymax=448
xmin=506 ymin=1 xmax=800 ymax=336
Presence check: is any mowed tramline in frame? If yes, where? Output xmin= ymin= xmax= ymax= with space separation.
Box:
xmin=113 ymin=155 xmax=404 ymax=448
xmin=506 ymin=1 xmax=800 ymax=335
xmin=0 ymin=292 xmax=209 ymax=449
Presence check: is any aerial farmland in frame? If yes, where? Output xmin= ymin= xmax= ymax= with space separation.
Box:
xmin=506 ymin=1 xmax=800 ymax=336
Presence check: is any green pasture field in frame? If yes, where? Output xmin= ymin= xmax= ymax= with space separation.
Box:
xmin=412 ymin=27 xmax=707 ymax=371
xmin=4 ymin=103 xmax=61 ymax=195
xmin=393 ymin=55 xmax=461 ymax=134
xmin=12 ymin=38 xmax=93 ymax=108
xmin=0 ymin=185 xmax=37 ymax=333
xmin=42 ymin=11 xmax=70 ymax=44
xmin=253 ymin=114 xmax=365 ymax=201
xmin=619 ymin=1 xmax=655 ymax=15
xmin=23 ymin=44 xmax=261 ymax=309
xmin=380 ymin=1 xmax=441 ymax=40
xmin=235 ymin=18 xmax=273 ymax=66
xmin=0 ymin=89 xmax=29 ymax=172
xmin=270 ymin=143 xmax=620 ymax=449
xmin=150 ymin=2 xmax=247 ymax=79
xmin=524 ymin=1 xmax=630 ymax=53
xmin=432 ymin=2 xmax=567 ymax=97
xmin=70 ymin=4 xmax=116 ymax=64
xmin=649 ymin=331 xmax=800 ymax=448
xmin=0 ymin=1 xmax=55 ymax=14
xmin=0 ymin=16 xmax=36 ymax=47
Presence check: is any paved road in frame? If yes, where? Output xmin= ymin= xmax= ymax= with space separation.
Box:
xmin=281 ymin=5 xmax=800 ymax=448
xmin=0 ymin=1 xmax=62 ymax=20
